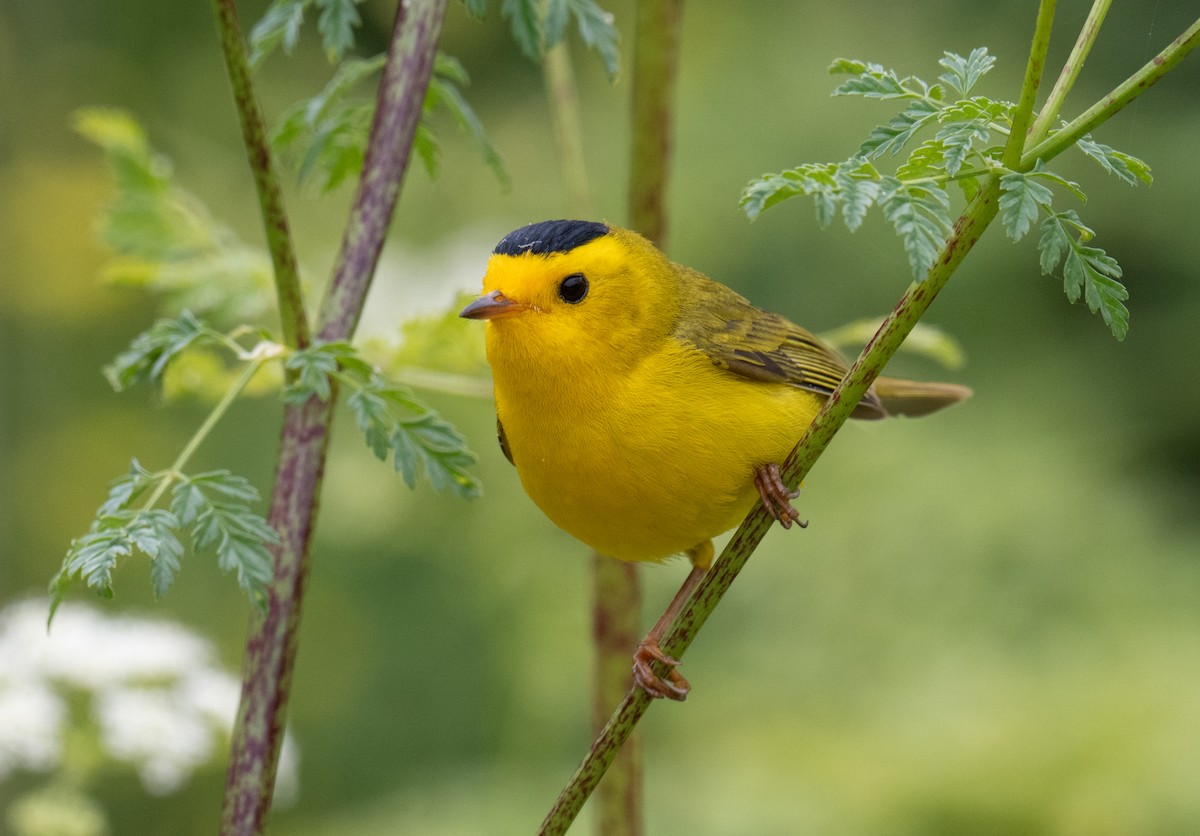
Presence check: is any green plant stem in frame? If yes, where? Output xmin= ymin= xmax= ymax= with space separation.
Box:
xmin=540 ymin=3 xmax=1059 ymax=831
xmin=211 ymin=0 xmax=310 ymax=350
xmin=141 ymin=358 xmax=267 ymax=511
xmin=1002 ymin=0 xmax=1055 ymax=171
xmin=1022 ymin=16 xmax=1200 ymax=168
xmin=1027 ymin=0 xmax=1112 ymax=146
xmin=220 ymin=2 xmax=448 ymax=834
xmin=627 ymin=0 xmax=683 ymax=246
xmin=542 ymin=41 xmax=593 ymax=218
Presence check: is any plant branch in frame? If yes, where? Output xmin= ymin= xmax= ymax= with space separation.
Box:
xmin=1022 ymin=16 xmax=1200 ymax=167
xmin=542 ymin=42 xmax=593 ymax=218
xmin=211 ymin=0 xmax=310 ymax=350
xmin=220 ymin=2 xmax=449 ymax=833
xmin=627 ymin=0 xmax=683 ymax=246
xmin=1002 ymin=0 xmax=1056 ymax=170
xmin=141 ymin=357 xmax=269 ymax=511
xmin=317 ymin=0 xmax=448 ymax=339
xmin=1027 ymin=0 xmax=1112 ymax=146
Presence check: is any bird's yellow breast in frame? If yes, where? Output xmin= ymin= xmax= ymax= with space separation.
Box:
xmin=488 ymin=325 xmax=823 ymax=562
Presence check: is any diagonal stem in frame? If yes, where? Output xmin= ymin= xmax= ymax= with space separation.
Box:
xmin=1022 ymin=16 xmax=1200 ymax=168
xmin=1027 ymin=0 xmax=1112 ymax=146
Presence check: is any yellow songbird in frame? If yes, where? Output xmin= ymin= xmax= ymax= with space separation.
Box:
xmin=461 ymin=220 xmax=969 ymax=699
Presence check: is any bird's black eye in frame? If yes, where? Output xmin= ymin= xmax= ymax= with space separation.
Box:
xmin=558 ymin=273 xmax=589 ymax=304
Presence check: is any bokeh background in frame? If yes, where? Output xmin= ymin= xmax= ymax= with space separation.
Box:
xmin=3 ymin=0 xmax=1200 ymax=833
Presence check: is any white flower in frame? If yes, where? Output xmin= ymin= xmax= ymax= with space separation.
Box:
xmin=0 ymin=598 xmax=299 ymax=801
xmin=0 ymin=682 xmax=64 ymax=781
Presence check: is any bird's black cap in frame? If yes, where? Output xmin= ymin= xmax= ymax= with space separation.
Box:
xmin=493 ymin=220 xmax=609 ymax=257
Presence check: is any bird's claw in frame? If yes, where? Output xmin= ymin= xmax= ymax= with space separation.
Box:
xmin=633 ymin=639 xmax=690 ymax=701
xmin=755 ymin=463 xmax=807 ymax=529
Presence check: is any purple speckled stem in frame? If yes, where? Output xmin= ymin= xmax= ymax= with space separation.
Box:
xmin=317 ymin=0 xmax=447 ymax=340
xmin=220 ymin=2 xmax=448 ymax=833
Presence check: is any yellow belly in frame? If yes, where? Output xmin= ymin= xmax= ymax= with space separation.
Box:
xmin=494 ymin=341 xmax=823 ymax=562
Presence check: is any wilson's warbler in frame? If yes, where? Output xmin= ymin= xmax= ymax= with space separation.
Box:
xmin=461 ymin=220 xmax=970 ymax=699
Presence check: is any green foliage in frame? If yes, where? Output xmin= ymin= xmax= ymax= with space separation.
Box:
xmin=51 ymin=462 xmax=277 ymax=619
xmin=285 ymin=342 xmax=483 ymax=498
xmin=271 ymin=52 xmax=507 ymax=191
xmin=741 ymin=48 xmax=1150 ymax=340
xmin=249 ymin=0 xmax=364 ymax=66
xmin=1039 ymin=211 xmax=1129 ymax=339
xmin=494 ymin=0 xmax=620 ymax=80
xmin=104 ymin=311 xmax=209 ymax=392
xmin=73 ymin=109 xmax=276 ymax=327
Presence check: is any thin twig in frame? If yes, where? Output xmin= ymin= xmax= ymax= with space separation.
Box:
xmin=1027 ymin=0 xmax=1113 ymax=146
xmin=1002 ymin=0 xmax=1056 ymax=171
xmin=1022 ymin=16 xmax=1200 ymax=167
xmin=211 ymin=0 xmax=310 ymax=350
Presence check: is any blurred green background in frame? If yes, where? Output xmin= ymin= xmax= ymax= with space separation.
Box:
xmin=3 ymin=0 xmax=1200 ymax=833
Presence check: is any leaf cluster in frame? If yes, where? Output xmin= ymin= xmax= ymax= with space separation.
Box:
xmin=477 ymin=0 xmax=619 ymax=81
xmin=270 ymin=52 xmax=507 ymax=192
xmin=249 ymin=0 xmax=364 ymax=66
xmin=741 ymin=48 xmax=1150 ymax=339
xmin=285 ymin=342 xmax=482 ymax=498
xmin=73 ymin=109 xmax=277 ymax=328
xmin=51 ymin=462 xmax=278 ymax=619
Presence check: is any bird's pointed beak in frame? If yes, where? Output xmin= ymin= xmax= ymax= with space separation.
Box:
xmin=460 ymin=289 xmax=528 ymax=320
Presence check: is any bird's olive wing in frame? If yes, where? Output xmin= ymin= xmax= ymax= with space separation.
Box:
xmin=673 ymin=269 xmax=885 ymax=418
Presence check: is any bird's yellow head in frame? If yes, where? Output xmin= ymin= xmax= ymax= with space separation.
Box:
xmin=461 ymin=220 xmax=679 ymax=375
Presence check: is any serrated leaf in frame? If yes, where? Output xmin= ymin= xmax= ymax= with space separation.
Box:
xmin=831 ymin=61 xmax=909 ymax=98
xmin=1065 ymin=244 xmax=1129 ymax=339
xmin=881 ymin=180 xmax=952 ymax=278
xmin=104 ymin=311 xmax=210 ymax=391
xmin=937 ymin=96 xmax=1014 ymax=127
xmin=828 ymin=58 xmax=868 ymax=76
xmin=895 ymin=139 xmax=946 ymax=181
xmin=999 ymin=170 xmax=1054 ymax=242
xmin=249 ymin=0 xmax=312 ymax=68
xmin=1077 ymin=136 xmax=1153 ymax=186
xmin=858 ymin=99 xmax=940 ymax=158
xmin=189 ymin=470 xmax=262 ymax=503
xmin=501 ymin=0 xmax=541 ymax=62
xmin=835 ymin=163 xmax=882 ymax=232
xmin=1039 ymin=211 xmax=1129 ymax=340
xmin=741 ymin=164 xmax=836 ymax=221
xmin=170 ymin=482 xmax=206 ymax=527
xmin=315 ymin=0 xmax=362 ymax=61
xmin=216 ymin=532 xmax=276 ymax=602
xmin=1027 ymin=164 xmax=1086 ymax=203
xmin=568 ymin=0 xmax=620 ymax=80
xmin=98 ymin=460 xmax=156 ymax=517
xmin=284 ymin=341 xmax=349 ymax=401
xmin=937 ymin=48 xmax=995 ymax=97
xmin=1037 ymin=213 xmax=1071 ymax=275
xmin=935 ymin=121 xmax=989 ymax=176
